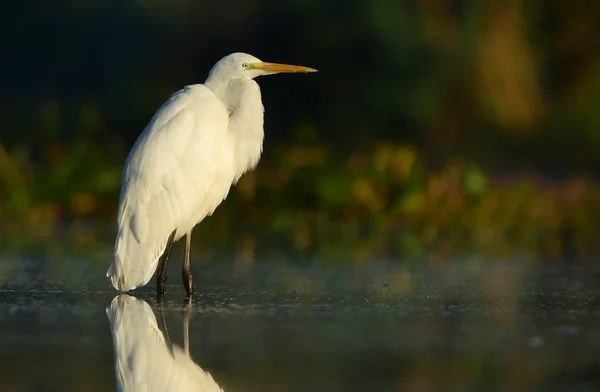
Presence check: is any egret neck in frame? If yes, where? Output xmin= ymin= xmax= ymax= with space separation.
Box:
xmin=205 ymin=77 xmax=265 ymax=182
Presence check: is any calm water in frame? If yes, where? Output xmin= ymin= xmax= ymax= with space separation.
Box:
xmin=1 ymin=253 xmax=600 ymax=391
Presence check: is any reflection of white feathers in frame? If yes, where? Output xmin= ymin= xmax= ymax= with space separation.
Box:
xmin=106 ymin=295 xmax=224 ymax=392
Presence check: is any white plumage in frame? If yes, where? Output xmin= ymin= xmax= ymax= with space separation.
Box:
xmin=106 ymin=53 xmax=316 ymax=295
xmin=106 ymin=295 xmax=224 ymax=392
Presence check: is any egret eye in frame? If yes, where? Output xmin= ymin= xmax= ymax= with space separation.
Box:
xmin=242 ymin=63 xmax=248 ymax=69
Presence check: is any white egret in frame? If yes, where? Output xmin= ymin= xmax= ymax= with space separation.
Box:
xmin=107 ymin=295 xmax=223 ymax=392
xmin=106 ymin=52 xmax=317 ymax=300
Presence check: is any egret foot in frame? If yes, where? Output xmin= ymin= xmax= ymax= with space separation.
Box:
xmin=182 ymin=268 xmax=194 ymax=299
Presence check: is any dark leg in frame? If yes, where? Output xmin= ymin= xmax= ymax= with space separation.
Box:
xmin=156 ymin=229 xmax=177 ymax=303
xmin=182 ymin=231 xmax=194 ymax=298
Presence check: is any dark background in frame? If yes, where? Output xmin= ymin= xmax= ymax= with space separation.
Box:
xmin=2 ymin=0 xmax=600 ymax=262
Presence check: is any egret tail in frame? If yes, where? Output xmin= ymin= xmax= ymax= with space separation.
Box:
xmin=108 ymin=227 xmax=171 ymax=292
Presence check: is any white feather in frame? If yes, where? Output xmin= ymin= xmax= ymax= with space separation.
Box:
xmin=108 ymin=84 xmax=236 ymax=291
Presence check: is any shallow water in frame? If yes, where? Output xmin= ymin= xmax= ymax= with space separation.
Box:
xmin=1 ymin=255 xmax=600 ymax=391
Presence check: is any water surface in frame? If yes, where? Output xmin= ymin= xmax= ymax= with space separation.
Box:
xmin=1 ymin=255 xmax=600 ymax=391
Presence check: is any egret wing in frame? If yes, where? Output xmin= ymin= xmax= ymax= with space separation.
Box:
xmin=108 ymin=85 xmax=230 ymax=291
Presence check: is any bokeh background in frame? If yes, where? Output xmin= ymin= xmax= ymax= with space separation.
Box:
xmin=2 ymin=0 xmax=600 ymax=267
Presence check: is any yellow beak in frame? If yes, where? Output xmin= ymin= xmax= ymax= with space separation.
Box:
xmin=252 ymin=62 xmax=318 ymax=74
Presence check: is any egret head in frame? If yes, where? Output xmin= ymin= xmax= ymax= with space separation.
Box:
xmin=207 ymin=52 xmax=317 ymax=82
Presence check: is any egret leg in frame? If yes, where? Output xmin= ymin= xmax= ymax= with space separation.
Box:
xmin=182 ymin=231 xmax=194 ymax=298
xmin=156 ymin=229 xmax=177 ymax=303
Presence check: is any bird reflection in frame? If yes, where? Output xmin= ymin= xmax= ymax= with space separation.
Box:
xmin=106 ymin=295 xmax=223 ymax=392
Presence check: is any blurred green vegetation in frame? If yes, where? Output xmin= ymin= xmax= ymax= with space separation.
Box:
xmin=2 ymin=0 xmax=600 ymax=260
